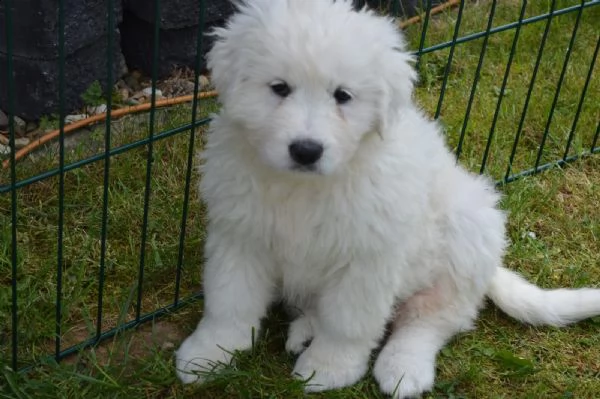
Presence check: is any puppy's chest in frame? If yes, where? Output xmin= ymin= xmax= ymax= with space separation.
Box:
xmin=253 ymin=184 xmax=392 ymax=270
xmin=266 ymin=196 xmax=351 ymax=266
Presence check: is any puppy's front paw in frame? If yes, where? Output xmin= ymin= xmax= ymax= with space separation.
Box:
xmin=373 ymin=347 xmax=435 ymax=399
xmin=285 ymin=314 xmax=314 ymax=355
xmin=292 ymin=339 xmax=368 ymax=392
xmin=175 ymin=325 xmax=250 ymax=384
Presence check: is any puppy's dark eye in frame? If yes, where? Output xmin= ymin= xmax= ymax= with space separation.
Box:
xmin=334 ymin=88 xmax=353 ymax=105
xmin=270 ymin=80 xmax=292 ymax=98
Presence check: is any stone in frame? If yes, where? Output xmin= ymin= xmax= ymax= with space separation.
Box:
xmin=131 ymin=90 xmax=146 ymax=101
xmin=14 ymin=116 xmax=26 ymax=135
xmin=523 ymin=231 xmax=537 ymax=240
xmin=142 ymin=88 xmax=163 ymax=98
xmin=65 ymin=114 xmax=88 ymax=124
xmin=160 ymin=78 xmax=196 ymax=97
xmin=26 ymin=121 xmax=38 ymax=133
xmin=0 ymin=109 xmax=8 ymax=129
xmin=124 ymin=0 xmax=234 ymax=29
xmin=14 ymin=137 xmax=30 ymax=149
xmin=119 ymin=88 xmax=130 ymax=101
xmin=0 ymin=36 xmax=125 ymax=120
xmin=161 ymin=341 xmax=175 ymax=351
xmin=131 ymin=70 xmax=143 ymax=80
xmin=0 ymin=144 xmax=10 ymax=155
xmin=198 ymin=75 xmax=211 ymax=90
xmin=124 ymin=73 xmax=143 ymax=93
xmin=120 ymin=10 xmax=220 ymax=79
xmin=88 ymin=104 xmax=108 ymax=115
xmin=0 ymin=0 xmax=123 ymax=59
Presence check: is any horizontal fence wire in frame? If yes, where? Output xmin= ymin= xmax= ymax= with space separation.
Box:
xmin=416 ymin=0 xmax=599 ymax=55
xmin=0 ymin=119 xmax=210 ymax=194
xmin=16 ymin=292 xmax=204 ymax=374
xmin=1 ymin=0 xmax=599 ymax=372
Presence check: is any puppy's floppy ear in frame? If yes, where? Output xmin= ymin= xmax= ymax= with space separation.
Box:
xmin=206 ymin=25 xmax=242 ymax=105
xmin=207 ymin=0 xmax=274 ymax=104
xmin=378 ymin=47 xmax=417 ymax=135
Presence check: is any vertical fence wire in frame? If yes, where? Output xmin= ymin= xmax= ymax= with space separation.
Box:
xmin=54 ymin=0 xmax=67 ymax=361
xmin=456 ymin=0 xmax=497 ymax=162
xmin=174 ymin=1 xmax=207 ymax=306
xmin=505 ymin=0 xmax=557 ymax=181
xmin=391 ymin=0 xmax=401 ymax=17
xmin=96 ymin=0 xmax=116 ymax=339
xmin=534 ymin=0 xmax=585 ymax=171
xmin=136 ymin=0 xmax=161 ymax=321
xmin=592 ymin=120 xmax=600 ymax=152
xmin=5 ymin=0 xmax=19 ymax=372
xmin=415 ymin=0 xmax=433 ymax=72
xmin=481 ymin=1 xmax=528 ymax=175
xmin=564 ymin=35 xmax=599 ymax=160
xmin=434 ymin=0 xmax=466 ymax=119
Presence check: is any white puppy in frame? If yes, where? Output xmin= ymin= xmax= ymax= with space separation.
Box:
xmin=176 ymin=1 xmax=600 ymax=397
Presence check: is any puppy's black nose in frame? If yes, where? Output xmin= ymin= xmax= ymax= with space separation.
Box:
xmin=288 ymin=139 xmax=323 ymax=166
xmin=288 ymin=139 xmax=324 ymax=166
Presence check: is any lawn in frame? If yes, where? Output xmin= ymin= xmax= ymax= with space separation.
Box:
xmin=1 ymin=1 xmax=599 ymax=398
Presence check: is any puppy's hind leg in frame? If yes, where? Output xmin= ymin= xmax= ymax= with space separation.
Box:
xmin=374 ymin=280 xmax=483 ymax=399
xmin=375 ymin=174 xmax=505 ymax=397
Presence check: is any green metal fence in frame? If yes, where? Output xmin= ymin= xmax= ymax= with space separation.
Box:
xmin=1 ymin=0 xmax=599 ymax=373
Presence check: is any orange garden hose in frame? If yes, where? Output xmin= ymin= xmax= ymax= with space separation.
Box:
xmin=2 ymin=1 xmax=460 ymax=169
xmin=399 ymin=0 xmax=461 ymax=29
xmin=2 ymin=91 xmax=218 ymax=169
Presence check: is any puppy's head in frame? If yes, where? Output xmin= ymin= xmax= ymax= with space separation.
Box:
xmin=208 ymin=0 xmax=416 ymax=175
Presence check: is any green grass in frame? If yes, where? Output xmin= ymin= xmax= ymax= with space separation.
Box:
xmin=1 ymin=0 xmax=599 ymax=398
xmin=407 ymin=0 xmax=599 ymax=179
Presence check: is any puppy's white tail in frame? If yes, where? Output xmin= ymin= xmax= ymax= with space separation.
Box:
xmin=487 ymin=266 xmax=600 ymax=327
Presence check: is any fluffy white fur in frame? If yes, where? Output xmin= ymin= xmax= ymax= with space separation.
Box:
xmin=175 ymin=1 xmax=600 ymax=397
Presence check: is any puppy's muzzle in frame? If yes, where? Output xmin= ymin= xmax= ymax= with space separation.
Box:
xmin=288 ymin=139 xmax=324 ymax=166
